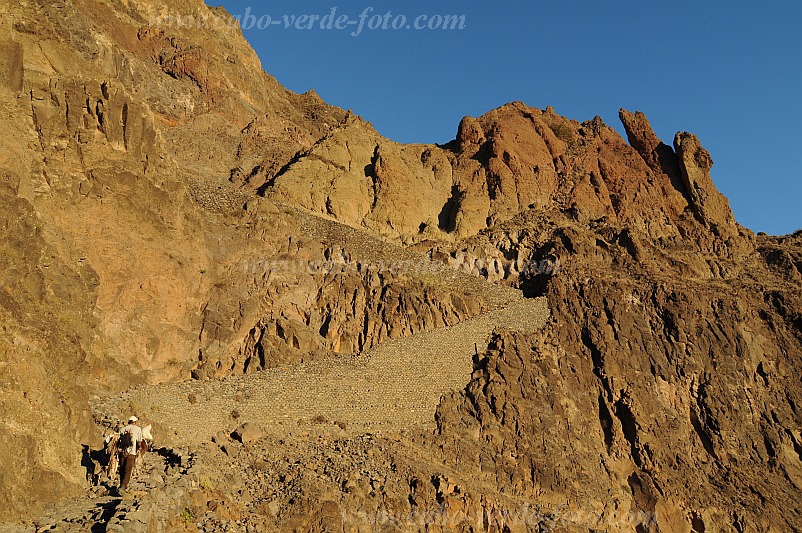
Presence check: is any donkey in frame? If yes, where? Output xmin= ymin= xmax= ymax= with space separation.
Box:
xmin=132 ymin=425 xmax=154 ymax=478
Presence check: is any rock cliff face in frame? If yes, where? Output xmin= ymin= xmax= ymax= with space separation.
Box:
xmin=182 ymin=223 xmax=797 ymax=532
xmin=1 ymin=0 xmax=801 ymax=530
xmin=430 ymin=223 xmax=802 ymax=532
xmin=263 ymin=102 xmax=749 ymax=252
xmin=0 ymin=0 xmax=482 ymax=515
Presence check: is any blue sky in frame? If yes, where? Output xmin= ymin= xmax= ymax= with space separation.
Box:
xmin=215 ymin=0 xmax=801 ymax=235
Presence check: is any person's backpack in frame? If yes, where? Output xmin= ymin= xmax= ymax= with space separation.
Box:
xmin=118 ymin=430 xmax=133 ymax=452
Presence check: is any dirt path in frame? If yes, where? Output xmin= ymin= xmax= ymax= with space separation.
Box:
xmin=5 ymin=448 xmax=195 ymax=533
xmin=91 ymin=207 xmax=550 ymax=447
xmin=97 ymin=296 xmax=548 ymax=446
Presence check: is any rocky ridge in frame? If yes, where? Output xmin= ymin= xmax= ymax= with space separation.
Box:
xmin=0 ymin=0 xmax=801 ymax=531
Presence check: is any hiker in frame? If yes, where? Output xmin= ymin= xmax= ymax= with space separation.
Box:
xmin=118 ymin=416 xmax=144 ymax=491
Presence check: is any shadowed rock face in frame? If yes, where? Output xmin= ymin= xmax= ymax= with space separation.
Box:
xmin=1 ymin=0 xmax=801 ymax=530
xmin=431 ymin=224 xmax=802 ymax=532
xmin=223 ymin=228 xmax=800 ymax=532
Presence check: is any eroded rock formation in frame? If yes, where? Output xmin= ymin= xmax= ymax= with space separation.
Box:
xmin=0 ymin=0 xmax=800 ymax=530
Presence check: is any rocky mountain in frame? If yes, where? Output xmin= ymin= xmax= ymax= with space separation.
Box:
xmin=0 ymin=0 xmax=800 ymax=531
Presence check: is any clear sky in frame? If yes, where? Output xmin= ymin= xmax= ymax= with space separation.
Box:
xmin=214 ymin=0 xmax=801 ymax=235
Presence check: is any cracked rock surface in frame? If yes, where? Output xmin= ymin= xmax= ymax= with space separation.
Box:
xmin=1 ymin=0 xmax=801 ymax=531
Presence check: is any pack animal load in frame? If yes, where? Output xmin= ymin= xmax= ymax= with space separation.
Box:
xmin=118 ymin=430 xmax=133 ymax=452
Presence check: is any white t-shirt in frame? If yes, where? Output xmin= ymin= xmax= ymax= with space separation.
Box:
xmin=120 ymin=424 xmax=143 ymax=456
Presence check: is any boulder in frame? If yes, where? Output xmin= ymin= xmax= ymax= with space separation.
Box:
xmin=231 ymin=423 xmax=265 ymax=444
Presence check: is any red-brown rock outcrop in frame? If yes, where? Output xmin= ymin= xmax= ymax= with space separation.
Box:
xmin=1 ymin=0 xmax=800 ymax=530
